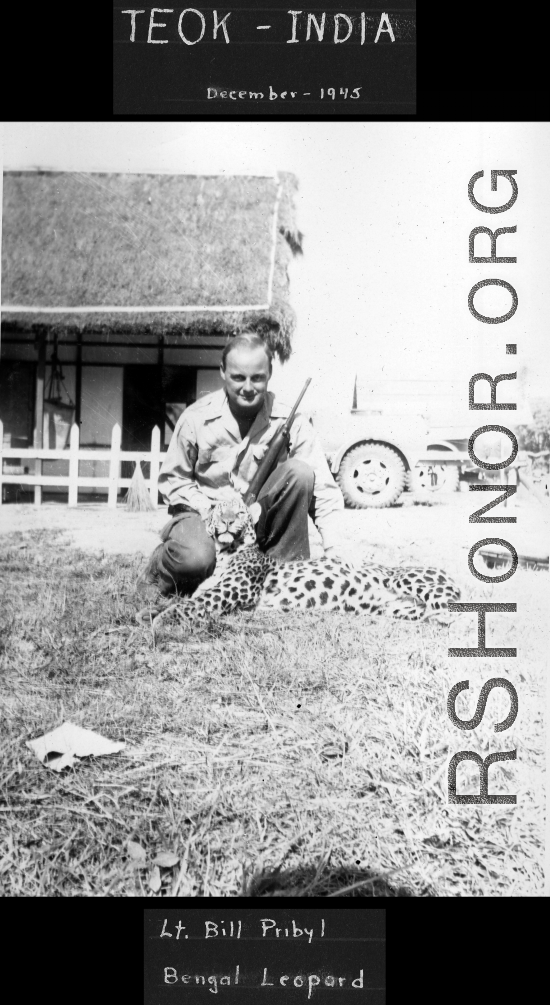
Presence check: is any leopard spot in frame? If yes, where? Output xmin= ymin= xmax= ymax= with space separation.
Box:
xmin=319 ymin=591 xmax=329 ymax=605
xmin=304 ymin=580 xmax=316 ymax=590
xmin=339 ymin=580 xmax=350 ymax=594
xmin=348 ymin=587 xmax=357 ymax=596
xmin=306 ymin=597 xmax=316 ymax=609
xmin=288 ymin=586 xmax=297 ymax=592
xmin=323 ymin=577 xmax=334 ymax=589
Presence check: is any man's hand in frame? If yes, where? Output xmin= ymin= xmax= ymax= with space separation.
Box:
xmin=247 ymin=502 xmax=262 ymax=526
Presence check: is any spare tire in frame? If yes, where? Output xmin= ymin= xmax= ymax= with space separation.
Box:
xmin=337 ymin=443 xmax=407 ymax=508
xmin=409 ymin=462 xmax=460 ymax=499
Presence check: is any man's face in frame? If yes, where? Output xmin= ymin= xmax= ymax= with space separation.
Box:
xmin=220 ymin=346 xmax=272 ymax=418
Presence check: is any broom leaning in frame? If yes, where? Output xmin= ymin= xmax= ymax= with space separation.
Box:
xmin=126 ymin=460 xmax=155 ymax=512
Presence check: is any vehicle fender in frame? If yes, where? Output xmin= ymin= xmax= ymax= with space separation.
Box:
xmin=329 ymin=438 xmax=413 ymax=475
xmin=415 ymin=440 xmax=466 ymax=465
xmin=424 ymin=439 xmax=461 ymax=454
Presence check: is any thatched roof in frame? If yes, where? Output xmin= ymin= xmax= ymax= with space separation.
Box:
xmin=1 ymin=170 xmax=302 ymax=361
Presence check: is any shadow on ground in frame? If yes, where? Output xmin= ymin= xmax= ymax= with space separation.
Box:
xmin=242 ymin=863 xmax=420 ymax=897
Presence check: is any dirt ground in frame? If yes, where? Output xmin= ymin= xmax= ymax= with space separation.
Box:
xmin=0 ymin=487 xmax=547 ymax=585
xmin=0 ymin=501 xmax=165 ymax=558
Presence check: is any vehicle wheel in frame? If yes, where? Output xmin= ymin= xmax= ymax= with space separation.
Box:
xmin=337 ymin=443 xmax=407 ymax=508
xmin=409 ymin=462 xmax=460 ymax=499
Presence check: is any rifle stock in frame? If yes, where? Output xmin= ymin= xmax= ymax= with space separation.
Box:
xmin=243 ymin=378 xmax=312 ymax=505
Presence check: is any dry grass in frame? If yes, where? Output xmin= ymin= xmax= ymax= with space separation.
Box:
xmin=2 ymin=171 xmax=299 ymax=358
xmin=0 ymin=528 xmax=545 ymax=897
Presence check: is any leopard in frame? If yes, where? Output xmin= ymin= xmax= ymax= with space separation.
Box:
xmin=139 ymin=495 xmax=461 ymax=628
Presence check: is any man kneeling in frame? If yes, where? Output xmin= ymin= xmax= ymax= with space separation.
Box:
xmin=141 ymin=332 xmax=345 ymax=596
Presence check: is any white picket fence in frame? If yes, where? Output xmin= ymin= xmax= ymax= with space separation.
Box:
xmin=0 ymin=419 xmax=162 ymax=507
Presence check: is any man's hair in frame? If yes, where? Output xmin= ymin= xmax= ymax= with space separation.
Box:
xmin=221 ymin=332 xmax=273 ymax=371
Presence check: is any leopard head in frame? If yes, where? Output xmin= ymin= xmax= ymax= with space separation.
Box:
xmin=205 ymin=496 xmax=257 ymax=553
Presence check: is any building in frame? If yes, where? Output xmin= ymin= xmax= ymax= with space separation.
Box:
xmin=1 ymin=169 xmax=301 ymax=499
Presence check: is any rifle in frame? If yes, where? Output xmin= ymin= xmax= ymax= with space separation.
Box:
xmin=243 ymin=378 xmax=312 ymax=506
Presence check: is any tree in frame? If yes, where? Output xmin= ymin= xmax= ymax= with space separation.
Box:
xmin=515 ymin=398 xmax=550 ymax=453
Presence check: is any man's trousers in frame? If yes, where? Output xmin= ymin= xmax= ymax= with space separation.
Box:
xmin=142 ymin=459 xmax=315 ymax=596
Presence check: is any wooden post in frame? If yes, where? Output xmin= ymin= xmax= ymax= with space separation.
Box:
xmin=0 ymin=419 xmax=3 ymax=508
xmin=75 ymin=332 xmax=82 ymax=427
xmin=108 ymin=423 xmax=121 ymax=508
xmin=149 ymin=425 xmax=161 ymax=509
xmin=68 ymin=422 xmax=80 ymax=507
xmin=34 ymin=330 xmax=46 ymax=505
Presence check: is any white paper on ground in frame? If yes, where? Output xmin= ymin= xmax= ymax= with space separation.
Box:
xmin=26 ymin=721 xmax=126 ymax=772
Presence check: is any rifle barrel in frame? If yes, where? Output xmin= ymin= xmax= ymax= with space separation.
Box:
xmin=242 ymin=377 xmax=312 ymax=505
xmin=283 ymin=377 xmax=312 ymax=429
